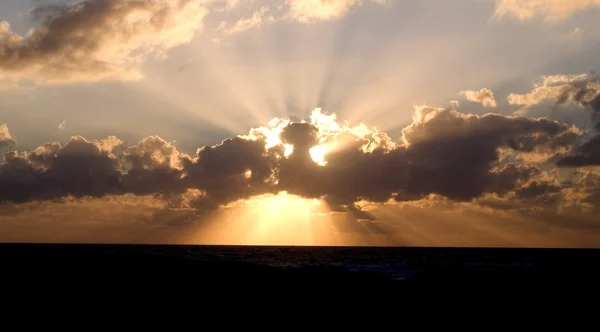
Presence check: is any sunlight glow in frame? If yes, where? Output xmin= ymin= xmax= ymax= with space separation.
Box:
xmin=190 ymin=191 xmax=331 ymax=245
xmin=284 ymin=144 xmax=294 ymax=157
xmin=240 ymin=191 xmax=322 ymax=217
xmin=240 ymin=107 xmax=395 ymax=166
xmin=309 ymin=145 xmax=328 ymax=166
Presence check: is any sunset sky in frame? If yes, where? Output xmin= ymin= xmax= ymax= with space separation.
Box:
xmin=1 ymin=0 xmax=600 ymax=246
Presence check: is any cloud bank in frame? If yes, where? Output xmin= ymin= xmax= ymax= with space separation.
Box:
xmin=1 ymin=103 xmax=593 ymax=214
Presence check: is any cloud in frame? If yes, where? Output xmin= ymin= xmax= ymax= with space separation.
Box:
xmin=0 ymin=0 xmax=208 ymax=84
xmin=4 ymin=101 xmax=600 ymax=245
xmin=558 ymin=136 xmax=600 ymax=166
xmin=287 ymin=0 xmax=360 ymax=22
xmin=494 ymin=0 xmax=600 ymax=21
xmin=508 ymin=74 xmax=600 ymax=112
xmin=58 ymin=120 xmax=67 ymax=130
xmin=213 ymin=0 xmax=390 ymax=34
xmin=0 ymin=105 xmax=587 ymax=216
xmin=286 ymin=0 xmax=388 ymax=22
xmin=572 ymin=26 xmax=584 ymax=38
xmin=459 ymin=88 xmax=497 ymax=108
xmin=0 ymin=194 xmax=195 ymax=244
xmin=0 ymin=124 xmax=15 ymax=148
xmin=218 ymin=5 xmax=273 ymax=34
xmin=508 ymin=73 xmax=600 ymax=167
xmin=4 ymin=190 xmax=599 ymax=246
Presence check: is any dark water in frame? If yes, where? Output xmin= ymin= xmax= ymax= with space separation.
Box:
xmin=2 ymin=244 xmax=599 ymax=284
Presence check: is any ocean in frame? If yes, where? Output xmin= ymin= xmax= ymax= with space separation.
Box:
xmin=2 ymin=243 xmax=599 ymax=284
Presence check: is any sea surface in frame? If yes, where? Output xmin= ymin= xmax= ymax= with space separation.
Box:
xmin=2 ymin=244 xmax=599 ymax=282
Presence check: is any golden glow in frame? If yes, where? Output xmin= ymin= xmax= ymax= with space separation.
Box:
xmin=283 ymin=144 xmax=294 ymax=157
xmin=244 ymin=169 xmax=252 ymax=179
xmin=237 ymin=191 xmax=322 ymax=216
xmin=309 ymin=145 xmax=328 ymax=166
xmin=239 ymin=108 xmax=392 ymax=164
xmin=189 ymin=191 xmax=332 ymax=245
xmin=310 ymin=108 xmax=342 ymax=143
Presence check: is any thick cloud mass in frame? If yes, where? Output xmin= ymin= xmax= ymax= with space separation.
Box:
xmin=1 ymin=105 xmax=591 ymax=216
xmin=0 ymin=0 xmax=208 ymax=83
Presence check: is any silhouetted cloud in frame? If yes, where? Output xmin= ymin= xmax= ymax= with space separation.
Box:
xmin=558 ymin=136 xmax=600 ymax=166
xmin=1 ymin=105 xmax=588 ymax=217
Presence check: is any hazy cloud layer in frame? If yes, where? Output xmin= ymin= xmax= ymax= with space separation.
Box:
xmin=4 ymin=193 xmax=600 ymax=246
xmin=0 ymin=194 xmax=194 ymax=244
xmin=494 ymin=0 xmax=600 ymax=21
xmin=460 ymin=88 xmax=497 ymax=108
xmin=0 ymin=0 xmax=208 ymax=84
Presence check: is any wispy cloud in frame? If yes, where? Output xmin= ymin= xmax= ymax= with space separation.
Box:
xmin=494 ymin=0 xmax=600 ymax=21
xmin=287 ymin=0 xmax=389 ymax=22
xmin=218 ymin=5 xmax=273 ymax=34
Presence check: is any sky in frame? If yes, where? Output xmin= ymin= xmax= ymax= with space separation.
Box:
xmin=1 ymin=0 xmax=600 ymax=246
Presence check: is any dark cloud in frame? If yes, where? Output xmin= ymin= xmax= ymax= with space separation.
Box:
xmin=29 ymin=1 xmax=72 ymax=23
xmin=1 ymin=105 xmax=589 ymax=218
xmin=0 ymin=136 xmax=123 ymax=203
xmin=121 ymin=136 xmax=187 ymax=195
xmin=182 ymin=137 xmax=281 ymax=210
xmin=558 ymin=136 xmax=600 ymax=166
xmin=554 ymin=83 xmax=600 ymax=166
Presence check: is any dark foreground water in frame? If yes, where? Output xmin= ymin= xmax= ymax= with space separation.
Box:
xmin=2 ymin=244 xmax=600 ymax=289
